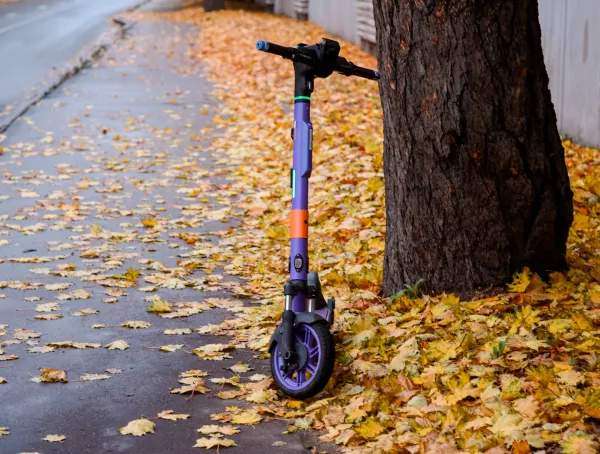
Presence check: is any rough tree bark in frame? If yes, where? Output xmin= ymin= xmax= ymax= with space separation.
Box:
xmin=372 ymin=0 xmax=573 ymax=294
xmin=204 ymin=0 xmax=225 ymax=12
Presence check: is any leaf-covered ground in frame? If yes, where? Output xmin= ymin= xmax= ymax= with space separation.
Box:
xmin=152 ymin=6 xmax=600 ymax=454
xmin=0 ymin=3 xmax=599 ymax=453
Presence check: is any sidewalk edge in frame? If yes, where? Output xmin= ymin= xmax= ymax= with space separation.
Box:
xmin=0 ymin=0 xmax=151 ymax=134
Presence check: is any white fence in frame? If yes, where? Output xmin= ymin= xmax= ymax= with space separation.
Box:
xmin=539 ymin=0 xmax=600 ymax=146
xmin=273 ymin=0 xmax=600 ymax=147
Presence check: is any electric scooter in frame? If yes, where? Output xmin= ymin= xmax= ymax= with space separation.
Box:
xmin=256 ymin=38 xmax=379 ymax=398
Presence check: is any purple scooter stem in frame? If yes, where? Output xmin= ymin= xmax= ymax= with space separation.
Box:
xmin=290 ymin=100 xmax=312 ymax=312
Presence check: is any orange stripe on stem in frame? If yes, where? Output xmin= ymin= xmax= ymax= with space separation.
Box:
xmin=290 ymin=210 xmax=308 ymax=238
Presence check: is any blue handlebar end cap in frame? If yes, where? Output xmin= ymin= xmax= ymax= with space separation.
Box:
xmin=374 ymin=71 xmax=380 ymax=80
xmin=256 ymin=40 xmax=268 ymax=51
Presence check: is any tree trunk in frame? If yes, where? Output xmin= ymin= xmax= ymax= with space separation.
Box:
xmin=372 ymin=0 xmax=573 ymax=294
xmin=204 ymin=0 xmax=225 ymax=12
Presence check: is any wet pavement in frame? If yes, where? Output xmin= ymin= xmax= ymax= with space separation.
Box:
xmin=0 ymin=10 xmax=324 ymax=454
xmin=0 ymin=0 xmax=142 ymax=114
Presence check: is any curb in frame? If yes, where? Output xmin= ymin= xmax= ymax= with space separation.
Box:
xmin=0 ymin=0 xmax=151 ymax=134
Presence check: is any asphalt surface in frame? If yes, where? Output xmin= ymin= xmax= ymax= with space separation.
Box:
xmin=0 ymin=10 xmax=326 ymax=454
xmin=0 ymin=0 xmax=141 ymax=113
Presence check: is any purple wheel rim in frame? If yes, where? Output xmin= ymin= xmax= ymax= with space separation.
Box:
xmin=273 ymin=323 xmax=322 ymax=390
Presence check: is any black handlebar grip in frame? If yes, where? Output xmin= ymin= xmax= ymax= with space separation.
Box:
xmin=353 ymin=65 xmax=380 ymax=81
xmin=256 ymin=40 xmax=296 ymax=59
xmin=336 ymin=57 xmax=380 ymax=81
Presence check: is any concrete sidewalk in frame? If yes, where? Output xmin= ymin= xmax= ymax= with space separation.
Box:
xmin=0 ymin=10 xmax=325 ymax=454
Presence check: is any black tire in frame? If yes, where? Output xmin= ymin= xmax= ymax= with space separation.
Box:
xmin=270 ymin=322 xmax=335 ymax=399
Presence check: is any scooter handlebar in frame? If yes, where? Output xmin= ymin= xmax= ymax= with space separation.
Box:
xmin=256 ymin=40 xmax=297 ymax=59
xmin=256 ymin=40 xmax=380 ymax=81
xmin=335 ymin=57 xmax=380 ymax=81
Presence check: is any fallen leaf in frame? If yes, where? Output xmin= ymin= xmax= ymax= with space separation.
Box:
xmin=121 ymin=320 xmax=151 ymax=329
xmin=197 ymin=425 xmax=240 ymax=435
xmin=228 ymin=362 xmax=252 ymax=374
xmin=39 ymin=368 xmax=68 ymax=383
xmin=35 ymin=302 xmax=60 ymax=312
xmin=513 ymin=440 xmax=531 ymax=454
xmin=43 ymin=434 xmax=66 ymax=443
xmin=160 ymin=344 xmax=184 ymax=352
xmin=147 ymin=298 xmax=172 ymax=313
xmin=164 ymin=328 xmax=193 ymax=335
xmin=69 ymin=308 xmax=98 ymax=317
xmin=171 ymin=378 xmax=209 ymax=395
xmin=13 ymin=329 xmax=41 ymax=340
xmin=230 ymin=412 xmax=261 ymax=425
xmin=57 ymin=289 xmax=90 ymax=300
xmin=157 ymin=410 xmax=190 ymax=421
xmin=193 ymin=437 xmax=237 ymax=449
xmin=248 ymin=374 xmax=268 ymax=382
xmin=293 ymin=416 xmax=313 ymax=431
xmin=142 ymin=218 xmax=158 ymax=228
xmin=105 ymin=340 xmax=130 ymax=350
xmin=80 ymin=373 xmax=111 ymax=381
xmin=355 ymin=418 xmax=385 ymax=440
xmin=27 ymin=346 xmax=55 ymax=354
xmin=34 ymin=314 xmax=63 ymax=320
xmin=119 ymin=418 xmax=155 ymax=436
xmin=0 ymin=355 xmax=19 ymax=361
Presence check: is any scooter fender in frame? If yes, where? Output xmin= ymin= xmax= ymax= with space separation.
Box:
xmin=268 ymin=312 xmax=329 ymax=353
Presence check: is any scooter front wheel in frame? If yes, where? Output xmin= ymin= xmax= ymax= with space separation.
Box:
xmin=271 ymin=322 xmax=335 ymax=399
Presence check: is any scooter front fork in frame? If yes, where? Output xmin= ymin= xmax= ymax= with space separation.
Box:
xmin=276 ymin=278 xmax=335 ymax=373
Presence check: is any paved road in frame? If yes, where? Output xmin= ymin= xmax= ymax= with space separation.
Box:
xmin=0 ymin=0 xmax=140 ymax=112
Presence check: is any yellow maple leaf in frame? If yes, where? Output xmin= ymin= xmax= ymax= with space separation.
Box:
xmin=170 ymin=378 xmax=209 ymax=395
xmin=164 ymin=328 xmax=192 ymax=335
xmin=43 ymin=434 xmax=66 ymax=443
xmin=293 ymin=417 xmax=313 ymax=430
xmin=142 ymin=218 xmax=158 ymax=228
xmin=245 ymin=389 xmax=276 ymax=404
xmin=488 ymin=413 xmax=525 ymax=438
xmin=193 ymin=437 xmax=237 ymax=449
xmin=355 ymin=418 xmax=385 ymax=440
xmin=40 ymin=368 xmax=68 ymax=383
xmin=147 ymin=298 xmax=172 ymax=313
xmin=119 ymin=419 xmax=155 ymax=436
xmin=157 ymin=410 xmax=190 ymax=421
xmin=512 ymin=395 xmax=540 ymax=419
xmin=160 ymin=344 xmax=183 ymax=352
xmin=90 ymin=224 xmax=102 ymax=235
xmin=229 ymin=362 xmax=252 ymax=374
xmin=507 ymin=268 xmax=531 ymax=293
xmin=571 ymin=313 xmax=594 ymax=330
xmin=80 ymin=373 xmax=111 ymax=381
xmin=560 ymin=430 xmax=599 ymax=454
xmin=231 ymin=412 xmax=262 ymax=425
xmin=123 ymin=268 xmax=140 ymax=283
xmin=556 ymin=369 xmax=585 ymax=387
xmin=544 ymin=318 xmax=575 ymax=335
xmin=580 ymin=389 xmax=600 ymax=419
xmin=121 ymin=320 xmax=151 ymax=329
xmin=197 ymin=425 xmax=240 ymax=435
xmin=389 ymin=337 xmax=420 ymax=372
xmin=105 ymin=340 xmax=130 ymax=350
